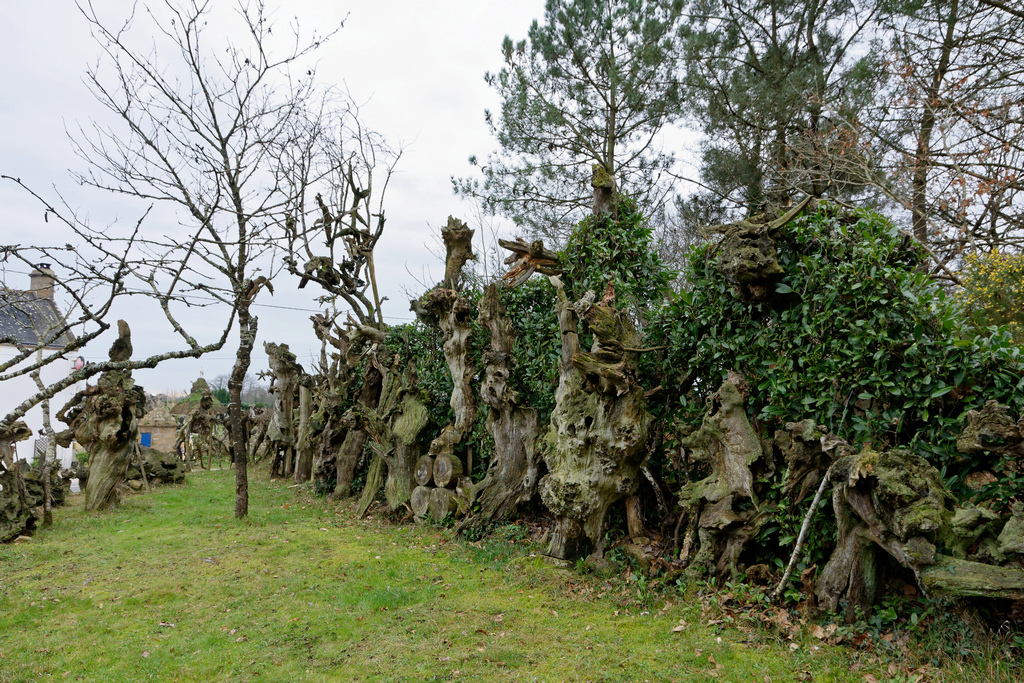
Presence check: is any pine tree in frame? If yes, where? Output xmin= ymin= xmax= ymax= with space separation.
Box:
xmin=454 ymin=0 xmax=687 ymax=240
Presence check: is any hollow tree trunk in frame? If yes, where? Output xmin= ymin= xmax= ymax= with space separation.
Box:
xmin=538 ymin=278 xmax=652 ymax=562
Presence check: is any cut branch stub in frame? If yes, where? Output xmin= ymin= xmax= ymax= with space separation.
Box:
xmin=499 ymin=238 xmax=561 ymax=288
xmin=440 ymin=216 xmax=475 ymax=291
xmin=433 ymin=454 xmax=463 ymax=489
xmin=957 ymin=400 xmax=1023 ymax=456
xmin=714 ymin=224 xmax=784 ymax=303
xmin=415 ymin=455 xmax=434 ymax=487
xmin=591 ymin=164 xmax=615 ymax=216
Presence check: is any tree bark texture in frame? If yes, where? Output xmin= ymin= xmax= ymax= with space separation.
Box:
xmin=334 ymin=365 xmax=382 ymax=498
xmin=538 ymin=277 xmax=651 ymax=561
xmin=0 ymin=422 xmax=35 ymax=541
xmin=355 ymin=357 xmax=430 ymax=511
xmin=293 ymin=383 xmax=313 ymax=483
xmin=265 ymin=342 xmax=302 ymax=479
xmin=816 ymin=445 xmax=1024 ymax=616
xmin=678 ymin=379 xmax=770 ymax=579
xmin=57 ymin=322 xmax=145 ymax=512
xmin=422 ymin=216 xmax=477 ymax=446
xmin=464 ymin=284 xmax=540 ymax=527
xmin=230 ymin=303 xmax=258 ymax=517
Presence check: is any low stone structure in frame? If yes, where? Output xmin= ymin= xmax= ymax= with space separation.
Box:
xmin=138 ymin=405 xmax=178 ymax=453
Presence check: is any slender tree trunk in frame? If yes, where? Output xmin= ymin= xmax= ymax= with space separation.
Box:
xmin=912 ymin=0 xmax=959 ymax=243
xmin=230 ymin=302 xmax=257 ymax=518
xmin=31 ymin=354 xmax=55 ymax=528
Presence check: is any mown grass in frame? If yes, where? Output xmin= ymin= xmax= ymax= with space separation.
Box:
xmin=0 ymin=470 xmax=1013 ymax=682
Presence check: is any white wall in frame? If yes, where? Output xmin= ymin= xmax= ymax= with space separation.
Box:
xmin=0 ymin=347 xmax=83 ymax=468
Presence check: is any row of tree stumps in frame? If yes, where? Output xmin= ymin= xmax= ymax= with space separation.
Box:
xmin=288 ymin=174 xmax=655 ymax=566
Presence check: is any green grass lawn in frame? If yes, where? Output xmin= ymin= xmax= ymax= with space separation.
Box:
xmin=0 ymin=469 xmax=1014 ymax=682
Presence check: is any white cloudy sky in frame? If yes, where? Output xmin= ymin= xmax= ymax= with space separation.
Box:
xmin=0 ymin=0 xmax=551 ymax=393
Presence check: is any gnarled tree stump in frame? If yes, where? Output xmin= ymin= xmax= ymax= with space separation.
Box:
xmin=57 ymin=321 xmax=145 ymax=511
xmin=537 ymin=277 xmax=652 ymax=561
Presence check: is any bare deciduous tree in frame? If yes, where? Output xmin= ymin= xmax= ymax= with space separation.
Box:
xmin=73 ymin=0 xmax=339 ymax=517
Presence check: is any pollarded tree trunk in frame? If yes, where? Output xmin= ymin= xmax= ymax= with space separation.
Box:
xmin=677 ymin=377 xmax=771 ymax=580
xmin=420 ymin=216 xmax=477 ymax=478
xmin=265 ymin=341 xmax=302 ymax=480
xmin=538 ymin=278 xmax=652 ymax=562
xmin=463 ymin=283 xmax=540 ymax=527
xmin=0 ymin=421 xmax=34 ymax=542
xmin=333 ymin=364 xmax=382 ymax=499
xmin=816 ymin=445 xmax=1024 ymax=616
xmin=293 ymin=382 xmax=313 ymax=483
xmin=355 ymin=357 xmax=430 ymax=512
xmin=58 ymin=321 xmax=145 ymax=512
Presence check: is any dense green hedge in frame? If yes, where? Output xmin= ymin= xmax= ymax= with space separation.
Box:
xmin=356 ymin=201 xmax=1024 ymax=523
xmin=648 ymin=203 xmax=1024 ymax=508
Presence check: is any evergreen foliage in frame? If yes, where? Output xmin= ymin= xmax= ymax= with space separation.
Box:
xmin=454 ymin=0 xmax=686 ymax=239
xmin=680 ymin=0 xmax=882 ymax=216
xmin=649 ymin=203 xmax=1024 ymax=505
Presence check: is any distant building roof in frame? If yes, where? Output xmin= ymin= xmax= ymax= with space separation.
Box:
xmin=139 ymin=405 xmax=178 ymax=428
xmin=0 ymin=289 xmax=75 ymax=350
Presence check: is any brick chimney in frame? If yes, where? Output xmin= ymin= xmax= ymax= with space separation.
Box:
xmin=29 ymin=263 xmax=55 ymax=299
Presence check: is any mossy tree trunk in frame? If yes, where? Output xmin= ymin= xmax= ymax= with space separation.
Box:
xmin=265 ymin=342 xmax=302 ymax=479
xmin=355 ymin=356 xmax=430 ymax=513
xmin=58 ymin=322 xmax=145 ymax=512
xmin=538 ymin=277 xmax=652 ymax=562
xmin=0 ymin=421 xmax=34 ymax=541
xmin=677 ymin=377 xmax=771 ymax=580
xmin=817 ymin=445 xmax=1024 ymax=616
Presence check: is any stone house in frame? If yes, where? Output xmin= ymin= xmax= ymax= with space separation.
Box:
xmin=138 ymin=405 xmax=178 ymax=454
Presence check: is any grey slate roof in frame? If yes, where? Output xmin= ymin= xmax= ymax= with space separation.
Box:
xmin=0 ymin=289 xmax=76 ymax=350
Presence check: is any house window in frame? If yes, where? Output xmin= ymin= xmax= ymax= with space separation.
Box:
xmin=140 ymin=432 xmax=152 ymax=447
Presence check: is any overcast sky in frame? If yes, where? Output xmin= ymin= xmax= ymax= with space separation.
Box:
xmin=0 ymin=1 xmax=551 ymax=393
